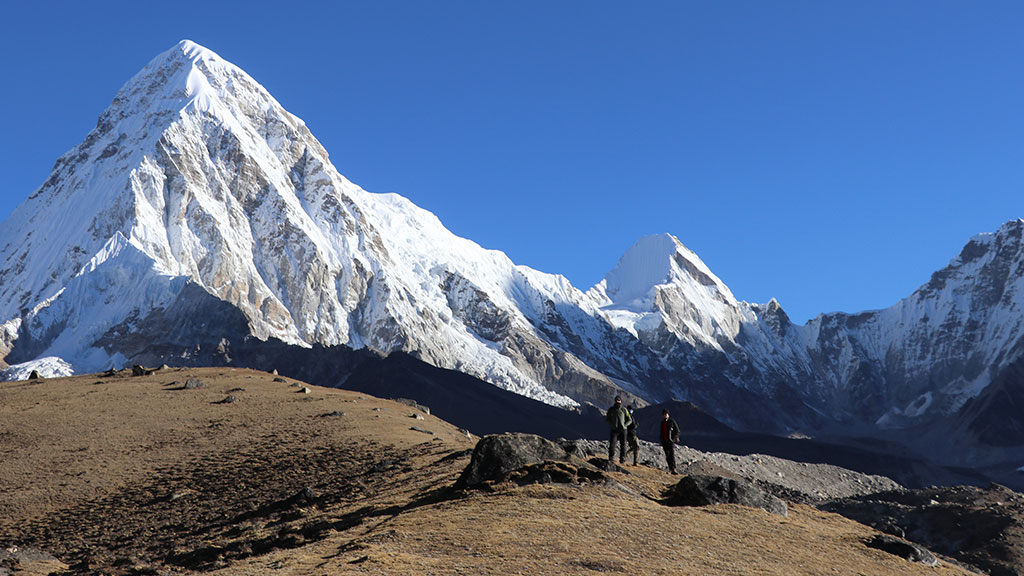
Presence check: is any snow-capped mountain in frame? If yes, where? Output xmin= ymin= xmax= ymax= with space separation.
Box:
xmin=0 ymin=40 xmax=621 ymax=408
xmin=3 ymin=41 xmax=1024 ymax=469
xmin=581 ymin=221 xmax=1024 ymax=443
xmin=795 ymin=220 xmax=1024 ymax=427
xmin=587 ymin=233 xmax=744 ymax=350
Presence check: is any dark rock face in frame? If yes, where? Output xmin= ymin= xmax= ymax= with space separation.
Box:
xmin=824 ymin=483 xmax=1024 ymax=576
xmin=664 ymin=474 xmax=787 ymax=517
xmin=441 ymin=272 xmax=510 ymax=342
xmin=456 ymin=433 xmax=592 ymax=488
xmin=958 ymin=358 xmax=1024 ymax=447
xmin=864 ymin=534 xmax=937 ymax=566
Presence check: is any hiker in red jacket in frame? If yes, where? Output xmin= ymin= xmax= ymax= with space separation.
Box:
xmin=660 ymin=409 xmax=680 ymax=474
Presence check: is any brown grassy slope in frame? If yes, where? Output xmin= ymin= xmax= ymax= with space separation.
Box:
xmin=0 ymin=368 xmax=975 ymax=576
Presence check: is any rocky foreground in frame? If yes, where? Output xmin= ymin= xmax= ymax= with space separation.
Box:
xmin=0 ymin=368 xmax=1020 ymax=575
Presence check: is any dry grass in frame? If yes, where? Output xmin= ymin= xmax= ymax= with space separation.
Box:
xmin=0 ymin=368 xmax=977 ymax=576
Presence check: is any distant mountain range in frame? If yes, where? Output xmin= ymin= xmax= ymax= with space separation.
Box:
xmin=2 ymin=40 xmax=1023 ymax=482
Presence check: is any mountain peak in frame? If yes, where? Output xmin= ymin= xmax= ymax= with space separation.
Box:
xmin=997 ymin=217 xmax=1024 ymax=238
xmin=150 ymin=39 xmax=229 ymax=74
xmin=602 ymin=233 xmax=679 ymax=306
xmin=116 ymin=39 xmax=254 ymax=118
xmin=595 ymin=233 xmax=731 ymax=310
xmin=585 ymin=232 xmax=743 ymax=349
xmin=176 ymin=39 xmax=217 ymax=60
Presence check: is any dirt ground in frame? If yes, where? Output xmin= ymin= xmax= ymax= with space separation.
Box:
xmin=0 ymin=368 xmax=979 ymax=575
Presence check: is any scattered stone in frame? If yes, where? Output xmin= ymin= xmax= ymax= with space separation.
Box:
xmin=0 ymin=547 xmax=65 ymax=575
xmin=184 ymin=378 xmax=204 ymax=390
xmin=321 ymin=411 xmax=345 ymax=418
xmin=102 ymin=368 xmax=118 ymax=377
xmin=592 ymin=457 xmax=628 ymax=473
xmin=158 ymin=364 xmax=171 ymax=371
xmin=411 ymin=413 xmax=425 ymax=420
xmin=561 ymin=438 xmax=900 ymax=503
xmin=824 ymin=483 xmax=1024 ymax=576
xmin=275 ymin=377 xmax=289 ymax=384
xmin=411 ymin=426 xmax=434 ymax=435
xmin=131 ymin=365 xmax=155 ymax=377
xmin=665 ymin=474 xmax=788 ymax=517
xmin=168 ymin=489 xmax=197 ymax=502
xmin=392 ymin=398 xmax=431 ymax=415
xmin=865 ymin=534 xmax=938 ymax=566
xmin=228 ymin=387 xmax=245 ymax=393
xmin=271 ymin=369 xmax=279 ymax=376
xmin=215 ymin=395 xmax=238 ymax=404
xmin=299 ymin=387 xmax=311 ymax=394
xmin=291 ymin=486 xmax=318 ymax=505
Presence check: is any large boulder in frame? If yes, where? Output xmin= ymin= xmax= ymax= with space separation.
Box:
xmin=665 ymin=474 xmax=788 ymax=517
xmin=865 ymin=534 xmax=938 ymax=566
xmin=456 ymin=433 xmax=599 ymax=488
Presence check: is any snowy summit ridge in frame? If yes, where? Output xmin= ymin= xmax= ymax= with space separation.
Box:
xmin=3 ymin=42 xmax=1024 ymax=471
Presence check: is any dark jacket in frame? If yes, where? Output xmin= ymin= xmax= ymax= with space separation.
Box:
xmin=606 ymin=403 xmax=633 ymax=431
xmin=660 ymin=417 xmax=680 ymax=443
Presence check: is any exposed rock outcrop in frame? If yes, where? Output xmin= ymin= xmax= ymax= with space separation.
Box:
xmin=864 ymin=534 xmax=938 ymax=566
xmin=664 ymin=474 xmax=788 ymax=517
xmin=456 ymin=433 xmax=605 ymax=488
xmin=825 ymin=483 xmax=1024 ymax=576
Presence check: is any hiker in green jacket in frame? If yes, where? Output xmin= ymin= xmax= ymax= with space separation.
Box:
xmin=626 ymin=405 xmax=639 ymax=465
xmin=605 ymin=395 xmax=633 ymax=465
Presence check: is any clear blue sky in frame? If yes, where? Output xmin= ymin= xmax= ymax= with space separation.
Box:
xmin=2 ymin=1 xmax=1022 ymax=324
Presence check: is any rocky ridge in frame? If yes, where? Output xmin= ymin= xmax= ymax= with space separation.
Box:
xmin=0 ymin=369 xmax=1000 ymax=575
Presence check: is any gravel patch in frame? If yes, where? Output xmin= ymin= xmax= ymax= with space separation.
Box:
xmin=563 ymin=438 xmax=900 ymax=503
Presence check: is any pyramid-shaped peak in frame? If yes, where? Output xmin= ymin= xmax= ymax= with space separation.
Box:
xmin=599 ymin=234 xmax=702 ymax=303
xmin=176 ymin=39 xmax=219 ymax=60
xmin=132 ymin=40 xmax=245 ymax=95
xmin=631 ymin=233 xmax=681 ymax=255
xmin=605 ymin=234 xmax=679 ymax=298
xmin=96 ymin=39 xmax=293 ymax=139
xmin=145 ymin=40 xmax=233 ymax=73
xmin=591 ymin=232 xmax=736 ymax=312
